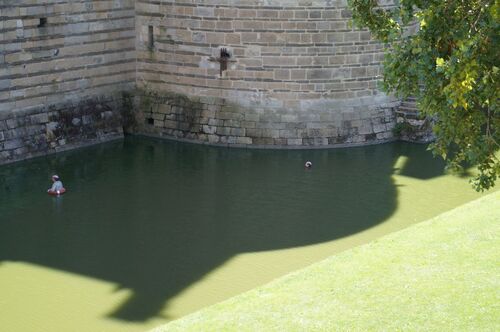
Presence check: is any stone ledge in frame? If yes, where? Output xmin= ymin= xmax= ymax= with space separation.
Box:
xmin=131 ymin=132 xmax=396 ymax=150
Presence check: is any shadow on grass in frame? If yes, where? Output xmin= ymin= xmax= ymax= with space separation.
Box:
xmin=0 ymin=137 xmax=445 ymax=322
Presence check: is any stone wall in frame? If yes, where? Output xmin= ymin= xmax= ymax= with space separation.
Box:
xmin=130 ymin=89 xmax=395 ymax=148
xmin=395 ymin=98 xmax=434 ymax=143
xmin=1 ymin=0 xmax=409 ymax=163
xmin=0 ymin=0 xmax=136 ymax=113
xmin=134 ymin=0 xmax=398 ymax=147
xmin=136 ymin=0 xmax=388 ymax=103
xmin=0 ymin=94 xmax=124 ymax=165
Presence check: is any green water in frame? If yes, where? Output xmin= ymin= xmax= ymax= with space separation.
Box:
xmin=0 ymin=137 xmax=487 ymax=331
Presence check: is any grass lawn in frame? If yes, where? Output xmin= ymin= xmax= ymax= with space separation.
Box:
xmin=154 ymin=191 xmax=500 ymax=331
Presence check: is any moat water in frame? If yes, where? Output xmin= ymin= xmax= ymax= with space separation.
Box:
xmin=0 ymin=136 xmax=488 ymax=331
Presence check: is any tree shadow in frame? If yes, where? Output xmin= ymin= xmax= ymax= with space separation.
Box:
xmin=0 ymin=137 xmax=446 ymax=322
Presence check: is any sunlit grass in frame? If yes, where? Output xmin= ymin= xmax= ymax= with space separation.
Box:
xmin=156 ymin=191 xmax=500 ymax=331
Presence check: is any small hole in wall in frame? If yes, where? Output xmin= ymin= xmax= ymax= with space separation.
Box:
xmin=146 ymin=118 xmax=154 ymax=125
xmin=148 ymin=25 xmax=154 ymax=49
xmin=38 ymin=17 xmax=47 ymax=28
xmin=218 ymin=48 xmax=231 ymax=76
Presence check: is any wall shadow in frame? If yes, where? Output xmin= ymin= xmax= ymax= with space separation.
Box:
xmin=0 ymin=137 xmax=446 ymax=322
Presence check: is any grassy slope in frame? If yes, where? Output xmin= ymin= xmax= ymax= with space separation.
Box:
xmin=155 ymin=191 xmax=500 ymax=331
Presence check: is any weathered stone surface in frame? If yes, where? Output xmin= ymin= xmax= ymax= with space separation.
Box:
xmin=4 ymin=139 xmax=24 ymax=150
xmin=46 ymin=122 xmax=58 ymax=131
xmin=1 ymin=96 xmax=124 ymax=165
xmin=132 ymin=90 xmax=397 ymax=148
xmin=30 ymin=113 xmax=49 ymax=124
xmin=1 ymin=1 xmax=418 ymax=159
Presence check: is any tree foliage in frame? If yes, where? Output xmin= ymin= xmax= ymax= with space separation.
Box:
xmin=348 ymin=0 xmax=500 ymax=191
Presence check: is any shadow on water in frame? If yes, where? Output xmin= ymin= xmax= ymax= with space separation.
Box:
xmin=0 ymin=136 xmax=446 ymax=322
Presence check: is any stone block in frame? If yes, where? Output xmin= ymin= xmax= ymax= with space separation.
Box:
xmin=171 ymin=106 xmax=184 ymax=114
xmin=351 ymin=67 xmax=367 ymax=78
xmin=244 ymin=113 xmax=259 ymax=122
xmin=241 ymin=121 xmax=256 ymax=128
xmin=216 ymin=127 xmax=231 ymax=135
xmin=199 ymin=96 xmax=219 ymax=105
xmin=177 ymin=122 xmax=191 ymax=131
xmin=225 ymin=33 xmax=241 ymax=44
xmin=286 ymin=122 xmax=306 ymax=129
xmin=373 ymin=124 xmax=386 ymax=133
xmin=207 ymin=104 xmax=220 ymax=112
xmin=246 ymin=128 xmax=262 ymax=137
xmin=159 ymin=105 xmax=175 ymax=115
xmin=259 ymin=113 xmax=281 ymax=122
xmin=68 ymin=116 xmax=81 ymax=126
xmin=14 ymin=147 xmax=28 ymax=156
xmin=307 ymin=128 xmax=321 ymax=137
xmin=319 ymin=128 xmax=338 ymax=137
xmin=279 ymin=129 xmax=297 ymax=138
xmin=202 ymin=125 xmax=216 ymax=134
xmin=46 ymin=122 xmax=58 ymax=131
xmin=307 ymin=122 xmax=326 ymax=129
xmin=194 ymin=7 xmax=214 ymax=17
xmin=6 ymin=118 xmax=24 ymax=129
xmin=82 ymin=115 xmax=92 ymax=125
xmin=327 ymin=33 xmax=344 ymax=43
xmin=153 ymin=113 xmax=165 ymax=121
xmin=241 ymin=32 xmax=258 ymax=43
xmin=273 ymin=138 xmax=287 ymax=145
xmin=261 ymin=128 xmax=280 ymax=138
xmin=358 ymin=124 xmax=373 ymax=135
xmin=291 ymin=70 xmax=306 ymax=80
xmin=162 ymin=120 xmax=176 ymax=129
xmin=287 ymin=138 xmax=303 ymax=146
xmin=201 ymin=110 xmax=216 ymax=118
xmin=207 ymin=118 xmax=220 ymax=126
xmin=236 ymin=137 xmax=252 ymax=145
xmin=280 ymin=114 xmax=298 ymax=122
xmin=230 ymin=128 xmax=245 ymax=136
xmin=307 ymin=69 xmax=332 ymax=80
xmin=207 ymin=135 xmax=220 ymax=144
xmin=4 ymin=139 xmax=23 ymax=150
xmin=256 ymin=121 xmax=286 ymax=129
xmin=252 ymin=137 xmax=274 ymax=145
xmin=219 ymin=112 xmax=243 ymax=121
xmin=224 ymin=120 xmax=241 ymax=127
xmin=26 ymin=125 xmax=44 ymax=136
xmin=197 ymin=134 xmax=208 ymax=142
xmin=9 ymin=128 xmax=27 ymax=139
xmin=274 ymin=69 xmax=290 ymax=80
xmin=0 ymin=150 xmax=12 ymax=160
xmin=192 ymin=32 xmax=206 ymax=43
xmin=0 ymin=79 xmax=11 ymax=90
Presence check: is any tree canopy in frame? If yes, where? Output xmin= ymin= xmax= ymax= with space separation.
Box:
xmin=348 ymin=0 xmax=499 ymax=191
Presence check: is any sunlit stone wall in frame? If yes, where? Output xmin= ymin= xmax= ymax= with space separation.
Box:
xmin=0 ymin=0 xmax=404 ymax=164
xmin=0 ymin=0 xmax=135 ymax=163
xmin=135 ymin=0 xmax=398 ymax=147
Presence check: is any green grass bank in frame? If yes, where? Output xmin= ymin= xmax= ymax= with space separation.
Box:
xmin=154 ymin=191 xmax=500 ymax=331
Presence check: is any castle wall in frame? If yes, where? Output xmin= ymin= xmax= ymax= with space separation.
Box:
xmin=0 ymin=0 xmax=407 ymax=164
xmin=135 ymin=0 xmax=398 ymax=147
xmin=0 ymin=93 xmax=124 ymax=164
xmin=0 ymin=0 xmax=135 ymax=163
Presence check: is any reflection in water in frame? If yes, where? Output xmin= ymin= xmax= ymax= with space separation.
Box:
xmin=0 ymin=137 xmax=481 ymax=329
